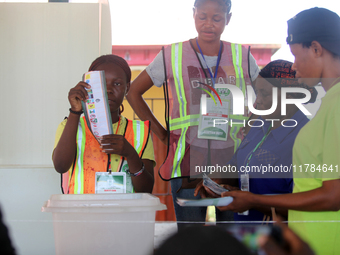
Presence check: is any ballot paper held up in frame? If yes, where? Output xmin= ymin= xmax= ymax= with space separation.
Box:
xmin=82 ymin=71 xmax=113 ymax=138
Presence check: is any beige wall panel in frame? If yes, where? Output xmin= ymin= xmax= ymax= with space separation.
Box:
xmin=0 ymin=2 xmax=112 ymax=254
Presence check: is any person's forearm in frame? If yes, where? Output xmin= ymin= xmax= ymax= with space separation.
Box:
xmin=251 ymin=205 xmax=288 ymax=219
xmin=126 ymin=152 xmax=154 ymax=193
xmin=252 ymin=181 xmax=340 ymax=212
xmin=52 ymin=113 xmax=80 ymax=173
xmin=131 ymin=160 xmax=154 ymax=193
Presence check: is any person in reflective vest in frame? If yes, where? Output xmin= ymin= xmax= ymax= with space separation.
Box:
xmin=127 ymin=0 xmax=259 ymax=228
xmin=161 ymin=41 xmax=252 ymax=180
xmin=53 ymin=55 xmax=155 ymax=194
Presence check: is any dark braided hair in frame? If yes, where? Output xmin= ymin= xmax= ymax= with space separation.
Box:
xmin=194 ymin=0 xmax=231 ymax=14
xmin=88 ymin=54 xmax=131 ymax=83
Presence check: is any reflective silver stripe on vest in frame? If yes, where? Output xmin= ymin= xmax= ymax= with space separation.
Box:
xmin=174 ymin=43 xmax=187 ymax=117
xmin=169 ymin=114 xmax=200 ymax=131
xmin=171 ymin=42 xmax=188 ymax=178
xmin=75 ymin=120 xmax=85 ymax=194
xmin=173 ymin=127 xmax=187 ymax=178
xmin=230 ymin=43 xmax=248 ymax=151
xmin=231 ymin=43 xmax=246 ymax=96
xmin=134 ymin=121 xmax=141 ymax=153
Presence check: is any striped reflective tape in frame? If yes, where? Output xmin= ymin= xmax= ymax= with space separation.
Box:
xmin=132 ymin=120 xmax=144 ymax=154
xmin=73 ymin=118 xmax=86 ymax=194
xmin=170 ymin=42 xmax=189 ymax=178
xmin=231 ymin=43 xmax=246 ymax=96
xmin=169 ymin=114 xmax=200 ymax=130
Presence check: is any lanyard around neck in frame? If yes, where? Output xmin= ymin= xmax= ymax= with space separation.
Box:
xmin=108 ymin=116 xmax=122 ymax=173
xmin=114 ymin=116 xmax=121 ymax=134
xmin=196 ymin=38 xmax=223 ymax=87
xmin=245 ymin=125 xmax=272 ymax=167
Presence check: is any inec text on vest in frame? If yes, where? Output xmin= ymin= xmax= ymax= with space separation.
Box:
xmin=201 ymin=84 xmax=312 ymax=128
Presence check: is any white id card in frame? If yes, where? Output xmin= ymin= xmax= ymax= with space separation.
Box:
xmin=198 ymin=95 xmax=229 ymax=141
xmin=95 ymin=172 xmax=126 ymax=193
xmin=239 ymin=173 xmax=249 ymax=216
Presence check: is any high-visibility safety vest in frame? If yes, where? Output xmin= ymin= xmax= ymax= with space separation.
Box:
xmin=160 ymin=41 xmax=251 ymax=180
xmin=61 ymin=116 xmax=150 ymax=194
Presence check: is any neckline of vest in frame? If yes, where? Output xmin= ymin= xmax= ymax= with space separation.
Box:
xmin=189 ymin=38 xmax=225 ymax=57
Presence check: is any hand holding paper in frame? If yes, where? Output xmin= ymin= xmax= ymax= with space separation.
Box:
xmin=68 ymin=81 xmax=91 ymax=112
xmin=216 ymin=190 xmax=255 ymax=213
xmin=202 ymin=173 xmax=229 ymax=195
xmin=194 ymin=174 xmax=229 ymax=198
xmin=99 ymin=134 xmax=136 ymax=158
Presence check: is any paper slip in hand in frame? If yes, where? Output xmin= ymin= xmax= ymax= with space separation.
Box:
xmin=203 ymin=173 xmax=229 ymax=195
xmin=82 ymin=71 xmax=113 ymax=138
xmin=176 ymin=197 xmax=233 ymax=207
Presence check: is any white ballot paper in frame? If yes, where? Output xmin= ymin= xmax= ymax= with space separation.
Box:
xmin=176 ymin=196 xmax=233 ymax=207
xmin=82 ymin=71 xmax=113 ymax=138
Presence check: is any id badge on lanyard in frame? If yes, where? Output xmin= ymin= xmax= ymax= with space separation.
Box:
xmin=238 ymin=125 xmax=271 ymax=216
xmin=238 ymin=173 xmax=249 ymax=216
xmin=95 ymin=172 xmax=126 ymax=193
xmin=196 ymin=39 xmax=231 ymax=141
xmin=198 ymin=93 xmax=230 ymax=141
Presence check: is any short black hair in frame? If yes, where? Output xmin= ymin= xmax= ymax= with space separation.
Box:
xmin=301 ymin=42 xmax=340 ymax=59
xmin=301 ymin=42 xmax=311 ymax=48
xmin=194 ymin=0 xmax=232 ymax=14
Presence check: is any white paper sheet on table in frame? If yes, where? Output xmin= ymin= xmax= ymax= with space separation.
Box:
xmin=176 ymin=196 xmax=233 ymax=207
xmin=82 ymin=71 xmax=113 ymax=138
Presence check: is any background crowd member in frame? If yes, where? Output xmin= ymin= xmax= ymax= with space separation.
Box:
xmin=0 ymin=206 xmax=16 ymax=255
xmin=195 ymin=60 xmax=316 ymax=222
xmin=217 ymin=7 xmax=340 ymax=254
xmin=153 ymin=225 xmax=253 ymax=255
xmin=127 ymin=0 xmax=259 ymax=229
xmin=53 ymin=55 xmax=155 ymax=194
xmin=258 ymin=220 xmax=315 ymax=255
